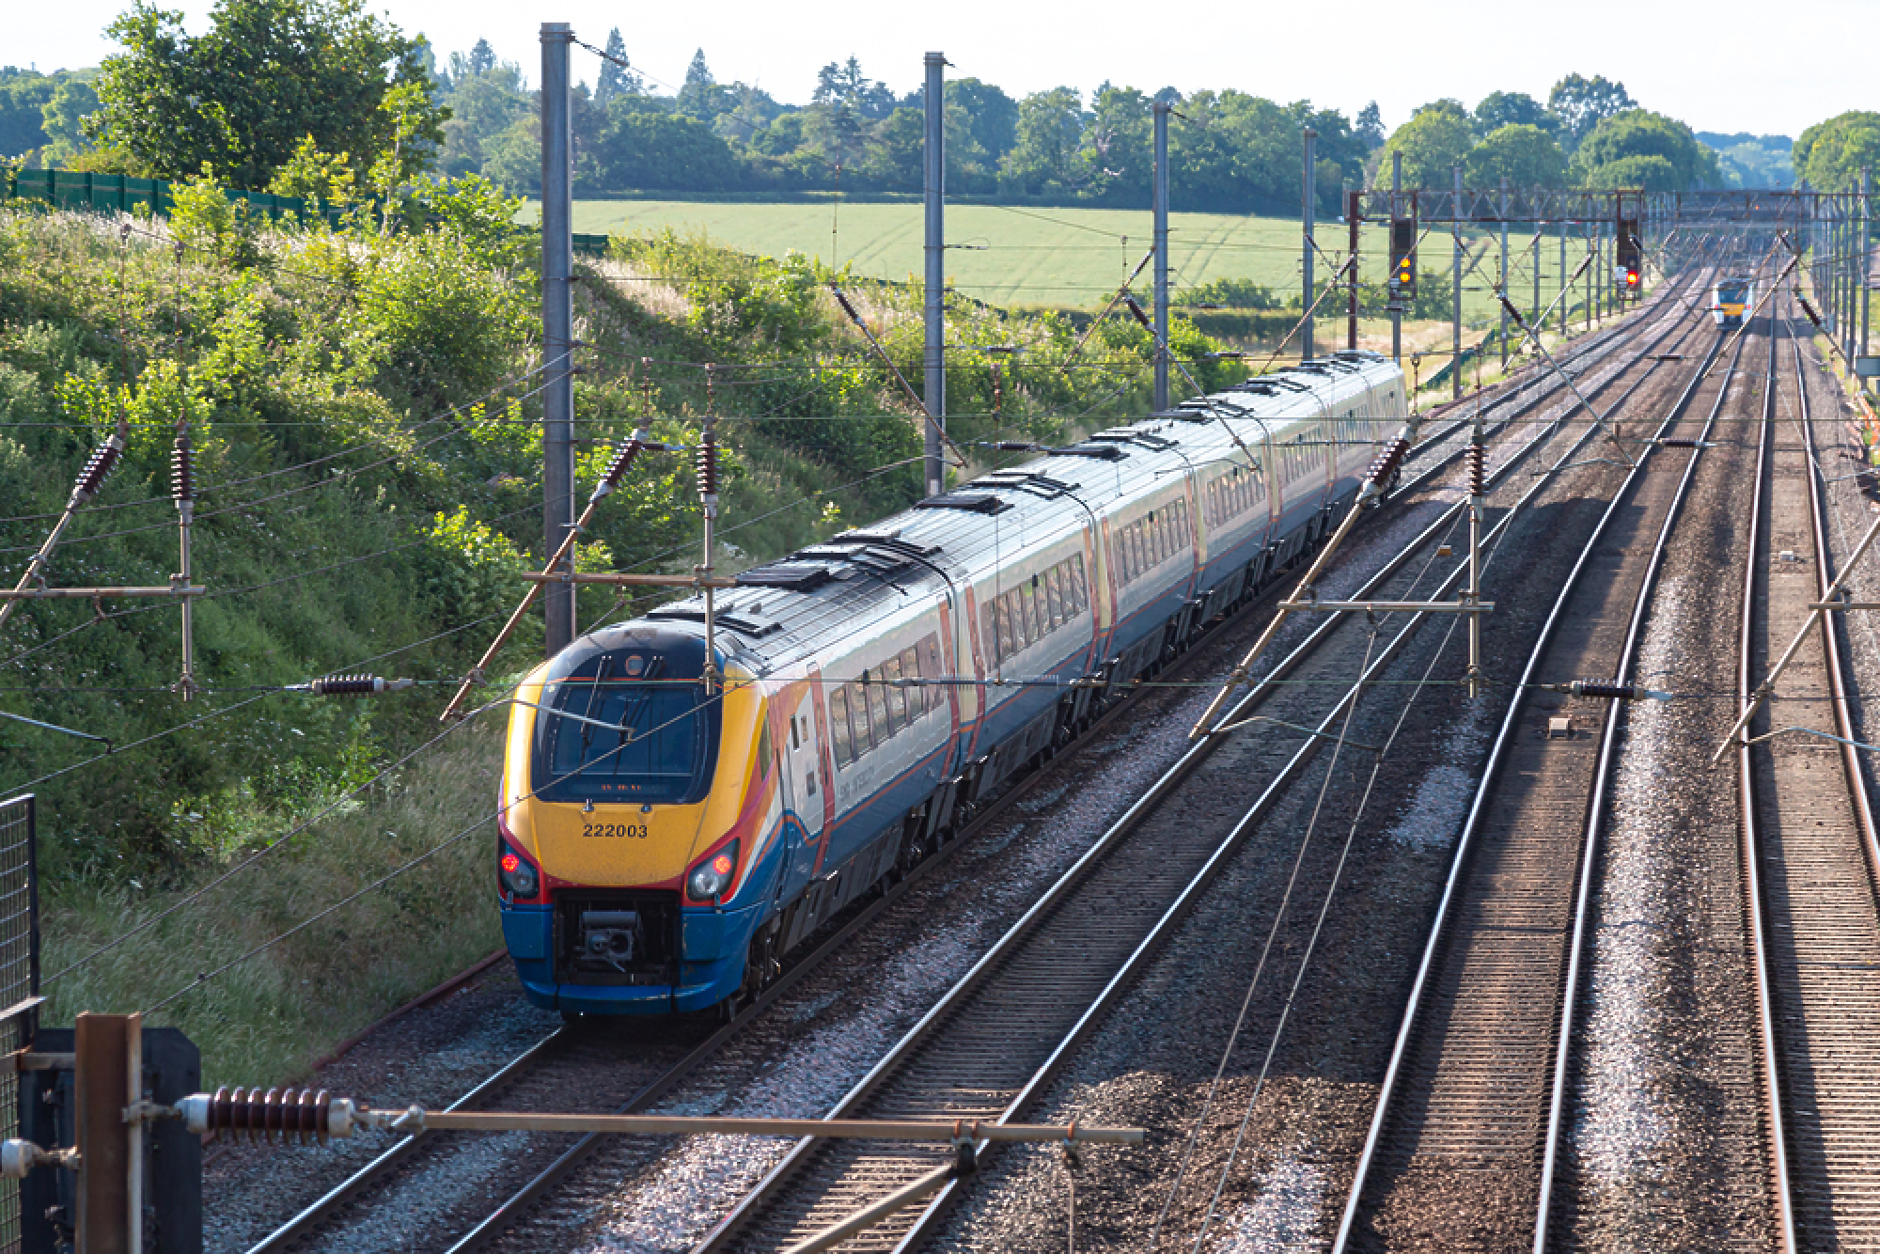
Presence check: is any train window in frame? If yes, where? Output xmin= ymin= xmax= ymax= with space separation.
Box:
xmin=789 ymin=715 xmax=799 ymax=751
xmin=881 ymin=656 xmax=907 ymax=733
xmin=923 ymin=636 xmax=945 ymax=699
xmin=844 ymin=681 xmax=869 ymax=754
xmin=901 ymin=646 xmax=925 ymax=717
xmin=1070 ymin=554 xmax=1089 ymax=611
xmin=1127 ymin=523 xmax=1145 ymax=581
xmin=865 ymin=677 xmax=890 ymax=744
xmin=829 ymin=686 xmax=854 ymax=767
xmin=995 ymin=596 xmax=1015 ymax=660
xmin=758 ymin=719 xmax=772 ymax=774
xmin=1044 ymin=567 xmax=1064 ymax=627
xmin=1022 ymin=582 xmax=1043 ymax=643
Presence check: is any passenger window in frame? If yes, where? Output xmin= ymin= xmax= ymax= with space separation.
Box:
xmin=901 ymin=646 xmax=924 ymax=716
xmin=1070 ymin=555 xmax=1088 ymax=611
xmin=849 ymin=681 xmax=873 ymax=753
xmin=1018 ymin=584 xmax=1039 ymax=645
xmin=865 ymin=678 xmax=890 ymax=748
xmin=881 ymin=655 xmax=907 ymax=733
xmin=995 ymin=596 xmax=1015 ymax=661
xmin=829 ymin=687 xmax=853 ymax=766
xmin=923 ymin=637 xmax=945 ymax=701
xmin=1044 ymin=567 xmax=1064 ymax=627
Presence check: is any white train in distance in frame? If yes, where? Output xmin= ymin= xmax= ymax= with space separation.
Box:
xmin=495 ymin=350 xmax=1412 ymax=1015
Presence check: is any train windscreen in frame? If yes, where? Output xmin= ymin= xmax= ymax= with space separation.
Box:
xmin=533 ymin=673 xmax=717 ymax=804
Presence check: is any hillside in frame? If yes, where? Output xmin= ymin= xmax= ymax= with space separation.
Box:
xmin=0 ymin=185 xmax=1227 ymax=1076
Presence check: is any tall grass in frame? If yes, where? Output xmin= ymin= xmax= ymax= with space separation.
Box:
xmin=41 ymin=721 xmax=504 ymax=1085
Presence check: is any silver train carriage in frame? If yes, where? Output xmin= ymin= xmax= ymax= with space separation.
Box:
xmin=496 ymin=350 xmax=1410 ymax=1014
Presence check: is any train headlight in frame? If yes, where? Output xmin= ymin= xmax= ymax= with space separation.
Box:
xmin=499 ymin=842 xmax=539 ymax=900
xmin=687 ymin=841 xmax=740 ymax=903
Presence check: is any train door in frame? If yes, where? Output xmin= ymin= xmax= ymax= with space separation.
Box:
xmin=777 ymin=684 xmax=824 ymax=904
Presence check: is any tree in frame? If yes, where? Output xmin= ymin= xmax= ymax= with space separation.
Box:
xmin=806 ymin=57 xmax=886 ymax=168
xmin=675 ymin=49 xmax=729 ymax=122
xmin=1377 ymin=107 xmax=1473 ymax=189
xmin=594 ymin=28 xmax=640 ymax=107
xmin=1465 ymin=123 xmax=1567 ymax=187
xmin=466 ymin=38 xmax=495 ymax=78
xmin=595 ymin=106 xmax=741 ymax=192
xmin=1000 ymin=87 xmax=1088 ymax=197
xmin=1547 ymin=73 xmax=1635 ymax=148
xmin=1083 ymin=84 xmax=1153 ymax=201
xmin=1572 ymin=109 xmax=1717 ymax=191
xmin=1474 ymin=91 xmax=1550 ymax=138
xmin=40 ymin=77 xmax=101 ymax=165
xmin=435 ymin=56 xmax=527 ymax=179
xmin=1793 ymin=112 xmax=1880 ymax=189
xmin=1355 ymin=101 xmax=1385 ymax=151
xmin=90 ymin=0 xmax=447 ymax=187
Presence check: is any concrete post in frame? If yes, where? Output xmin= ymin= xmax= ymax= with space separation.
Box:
xmin=923 ymin=52 xmax=946 ymax=497
xmin=1154 ymin=100 xmax=1170 ymax=410
xmin=540 ymin=21 xmax=576 ymax=657
xmin=1303 ymin=127 xmax=1317 ymax=361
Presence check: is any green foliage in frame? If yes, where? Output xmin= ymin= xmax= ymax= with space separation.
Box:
xmin=1793 ymin=112 xmax=1880 ymax=191
xmin=1465 ymin=124 xmax=1568 ymax=188
xmin=1573 ymin=109 xmax=1719 ymax=191
xmin=1547 ymin=73 xmax=1636 ymax=148
xmin=89 ymin=0 xmax=448 ymax=188
xmin=1182 ymin=276 xmax=1282 ymax=310
xmin=265 ymin=135 xmax=357 ymax=204
xmin=1379 ymin=107 xmax=1474 ymax=190
xmin=40 ymin=77 xmax=101 ymax=166
xmin=1696 ymin=131 xmax=1793 ymax=190
xmin=1473 ymin=91 xmax=1553 ymax=139
xmin=168 ymin=165 xmax=264 ymax=266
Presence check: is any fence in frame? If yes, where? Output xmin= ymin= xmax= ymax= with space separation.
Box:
xmin=0 ymin=794 xmax=40 ymax=1254
xmin=1 ymin=169 xmax=610 ymax=255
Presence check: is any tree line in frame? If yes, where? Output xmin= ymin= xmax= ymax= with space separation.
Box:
xmin=1 ymin=0 xmax=1871 ymax=210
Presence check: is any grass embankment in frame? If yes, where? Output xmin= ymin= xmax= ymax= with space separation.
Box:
xmin=1 ymin=190 xmax=1202 ymax=1083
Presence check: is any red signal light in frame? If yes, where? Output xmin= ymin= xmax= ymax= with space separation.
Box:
xmin=711 ymin=852 xmax=734 ymax=876
xmin=501 ymin=852 xmax=521 ymax=874
xmin=1626 ymin=269 xmax=1640 ymax=288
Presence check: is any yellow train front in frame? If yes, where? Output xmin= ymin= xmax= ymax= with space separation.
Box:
xmin=496 ymin=623 xmax=780 ymax=1015
xmin=1713 ymin=277 xmax=1753 ymax=328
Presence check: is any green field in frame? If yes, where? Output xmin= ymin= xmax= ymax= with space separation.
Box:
xmin=532 ymin=200 xmax=1616 ymax=346
xmin=538 ymin=200 xmax=1309 ymax=310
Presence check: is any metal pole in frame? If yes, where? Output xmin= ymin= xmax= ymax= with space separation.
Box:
xmin=1347 ymin=188 xmax=1360 ymax=351
xmin=1498 ymin=177 xmax=1509 ymax=370
xmin=1849 ymin=169 xmax=1864 ymax=360
xmin=1584 ymin=220 xmax=1594 ymax=333
xmin=1559 ymin=220 xmax=1567 ymax=339
xmin=923 ymin=51 xmax=946 ymax=497
xmin=1153 ymin=100 xmax=1170 ymax=410
xmin=173 ymin=434 xmax=194 ymax=700
xmin=1303 ymin=127 xmax=1317 ymax=362
xmin=1390 ymin=151 xmax=1402 ymax=365
xmin=540 ymin=20 xmax=576 ymax=658
xmin=1452 ymin=164 xmax=1462 ymax=401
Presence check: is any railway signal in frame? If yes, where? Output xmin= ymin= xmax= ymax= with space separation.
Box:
xmin=1388 ymin=216 xmax=1416 ymax=307
xmin=1616 ymin=213 xmax=1642 ymax=301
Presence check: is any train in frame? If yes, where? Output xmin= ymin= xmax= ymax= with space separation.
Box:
xmin=1714 ymin=277 xmax=1753 ymax=328
xmin=495 ymin=350 xmax=1410 ymax=1015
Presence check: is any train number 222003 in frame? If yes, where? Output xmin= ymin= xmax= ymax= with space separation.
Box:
xmin=582 ymin=822 xmax=649 ymax=839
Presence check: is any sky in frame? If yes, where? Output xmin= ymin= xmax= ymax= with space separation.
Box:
xmin=7 ymin=0 xmax=1865 ymax=140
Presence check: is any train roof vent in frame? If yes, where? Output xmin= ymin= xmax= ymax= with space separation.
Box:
xmin=1089 ymin=430 xmax=1178 ymax=451
xmin=1228 ymin=377 xmax=1312 ymax=396
xmin=1332 ymin=349 xmax=1384 ymax=363
xmin=643 ymin=606 xmax=785 ymax=639
xmin=975 ymin=471 xmax=1078 ymax=498
xmin=1048 ymin=442 xmax=1129 ymax=461
xmin=824 ymin=532 xmax=943 ymax=559
xmin=913 ymin=491 xmax=1014 ymax=516
xmin=734 ymin=561 xmax=835 ymax=592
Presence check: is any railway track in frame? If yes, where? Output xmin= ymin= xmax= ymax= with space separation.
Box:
xmin=672 ymin=277 xmax=1717 ymax=1253
xmin=232 ymin=274 xmax=1704 ymax=1254
xmin=1741 ymin=301 xmax=1880 ymax=1250
xmin=1331 ymin=275 xmax=1748 ymax=1252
